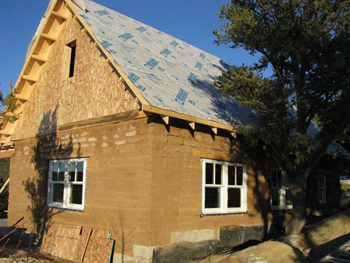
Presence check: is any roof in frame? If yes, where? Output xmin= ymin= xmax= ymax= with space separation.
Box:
xmin=0 ymin=0 xmax=348 ymax=158
xmin=77 ymin=0 xmax=252 ymax=127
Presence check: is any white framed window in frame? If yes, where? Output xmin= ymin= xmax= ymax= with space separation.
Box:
xmin=47 ymin=158 xmax=87 ymax=211
xmin=318 ymin=174 xmax=327 ymax=204
xmin=270 ymin=168 xmax=292 ymax=210
xmin=202 ymin=159 xmax=247 ymax=215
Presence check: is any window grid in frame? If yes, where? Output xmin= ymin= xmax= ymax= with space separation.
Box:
xmin=318 ymin=174 xmax=327 ymax=204
xmin=202 ymin=159 xmax=247 ymax=215
xmin=48 ymin=158 xmax=87 ymax=211
xmin=270 ymin=169 xmax=292 ymax=210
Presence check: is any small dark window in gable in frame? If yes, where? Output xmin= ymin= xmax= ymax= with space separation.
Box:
xmin=67 ymin=41 xmax=76 ymax=78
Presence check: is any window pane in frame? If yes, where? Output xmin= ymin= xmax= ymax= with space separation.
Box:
xmin=52 ymin=183 xmax=64 ymax=203
xmin=236 ymin=167 xmax=243 ymax=186
xmin=319 ymin=189 xmax=325 ymax=202
xmin=277 ymin=171 xmax=283 ymax=187
xmin=58 ymin=162 xmax=65 ymax=181
xmin=205 ymin=187 xmax=220 ymax=208
xmin=77 ymin=162 xmax=84 ymax=182
xmin=52 ymin=162 xmax=58 ymax=181
xmin=285 ymin=189 xmax=292 ymax=206
xmin=215 ymin=164 xmax=222 ymax=185
xmin=271 ymin=189 xmax=280 ymax=206
xmin=71 ymin=185 xmax=83 ymax=205
xmin=318 ymin=175 xmax=325 ymax=187
xmin=228 ymin=188 xmax=241 ymax=208
xmin=69 ymin=162 xmax=76 ymax=182
xmin=205 ymin=163 xmax=213 ymax=184
xmin=228 ymin=166 xmax=235 ymax=185
xmin=271 ymin=171 xmax=277 ymax=187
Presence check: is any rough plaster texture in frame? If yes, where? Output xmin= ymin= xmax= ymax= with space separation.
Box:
xmin=170 ymin=229 xmax=219 ymax=244
xmin=8 ymin=116 xmax=270 ymax=259
xmin=8 ymin=10 xmax=270 ymax=260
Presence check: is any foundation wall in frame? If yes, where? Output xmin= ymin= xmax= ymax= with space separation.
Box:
xmin=8 ymin=116 xmax=271 ymax=261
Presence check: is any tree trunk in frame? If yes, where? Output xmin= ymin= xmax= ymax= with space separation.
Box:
xmin=285 ymin=182 xmax=307 ymax=235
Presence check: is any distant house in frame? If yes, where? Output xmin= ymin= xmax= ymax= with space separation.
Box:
xmin=1 ymin=0 xmax=348 ymax=262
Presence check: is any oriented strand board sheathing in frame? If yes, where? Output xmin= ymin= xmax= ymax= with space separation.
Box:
xmin=41 ymin=224 xmax=113 ymax=262
xmin=50 ymin=225 xmax=81 ymax=260
xmin=41 ymin=224 xmax=58 ymax=254
xmin=83 ymin=229 xmax=112 ymax=263
xmin=13 ymin=16 xmax=139 ymax=139
xmin=74 ymin=227 xmax=92 ymax=261
xmin=93 ymin=238 xmax=114 ymax=263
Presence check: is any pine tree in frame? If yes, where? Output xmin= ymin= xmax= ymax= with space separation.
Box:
xmin=214 ymin=0 xmax=350 ymax=235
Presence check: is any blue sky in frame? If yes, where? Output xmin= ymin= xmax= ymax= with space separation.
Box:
xmin=0 ymin=0 xmax=260 ymax=98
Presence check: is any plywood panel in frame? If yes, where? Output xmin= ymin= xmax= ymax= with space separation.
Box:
xmin=41 ymin=224 xmax=113 ymax=262
xmin=13 ymin=17 xmax=139 ymax=140
xmin=74 ymin=227 xmax=92 ymax=261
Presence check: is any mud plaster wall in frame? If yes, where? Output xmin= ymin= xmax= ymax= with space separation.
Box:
xmin=14 ymin=16 xmax=139 ymax=138
xmin=8 ymin=117 xmax=271 ymax=257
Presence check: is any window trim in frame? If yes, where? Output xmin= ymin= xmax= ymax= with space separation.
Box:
xmin=47 ymin=158 xmax=87 ymax=211
xmin=201 ymin=159 xmax=247 ymax=215
xmin=270 ymin=168 xmax=293 ymax=211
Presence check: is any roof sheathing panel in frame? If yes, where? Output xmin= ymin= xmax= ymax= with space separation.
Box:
xmin=77 ymin=0 xmax=253 ymax=127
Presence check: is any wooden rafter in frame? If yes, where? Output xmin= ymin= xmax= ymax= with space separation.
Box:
xmin=22 ymin=75 xmax=38 ymax=82
xmin=32 ymin=55 xmax=47 ymax=62
xmin=52 ymin=10 xmax=69 ymax=20
xmin=0 ymin=130 xmax=13 ymax=136
xmin=211 ymin=127 xmax=218 ymax=135
xmin=189 ymin=122 xmax=196 ymax=131
xmin=142 ymin=104 xmax=236 ymax=133
xmin=13 ymin=93 xmax=29 ymax=101
xmin=0 ymin=0 xmax=70 ymax=150
xmin=160 ymin=115 xmax=170 ymax=125
xmin=41 ymin=33 xmax=58 ymax=41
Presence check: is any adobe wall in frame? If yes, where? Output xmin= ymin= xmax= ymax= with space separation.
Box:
xmin=8 ymin=115 xmax=271 ymax=261
xmin=13 ymin=15 xmax=139 ymax=139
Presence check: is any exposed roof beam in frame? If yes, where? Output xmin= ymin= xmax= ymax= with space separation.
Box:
xmin=22 ymin=75 xmax=38 ymax=82
xmin=0 ymin=130 xmax=13 ymax=136
xmin=142 ymin=104 xmax=236 ymax=133
xmin=32 ymin=55 xmax=47 ymax=62
xmin=13 ymin=93 xmax=29 ymax=101
xmin=160 ymin=115 xmax=170 ymax=125
xmin=41 ymin=33 xmax=57 ymax=41
xmin=211 ymin=127 xmax=218 ymax=135
xmin=188 ymin=122 xmax=195 ymax=130
xmin=52 ymin=11 xmax=69 ymax=20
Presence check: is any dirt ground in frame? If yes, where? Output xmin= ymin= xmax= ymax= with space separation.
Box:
xmin=0 ymin=210 xmax=349 ymax=262
xmin=0 ymin=248 xmax=72 ymax=263
xmin=193 ymin=209 xmax=350 ymax=263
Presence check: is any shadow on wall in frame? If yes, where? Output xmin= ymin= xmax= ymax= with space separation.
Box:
xmin=22 ymin=105 xmax=76 ymax=240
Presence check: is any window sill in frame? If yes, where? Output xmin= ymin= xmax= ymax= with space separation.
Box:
xmin=200 ymin=211 xmax=248 ymax=217
xmin=48 ymin=205 xmax=85 ymax=213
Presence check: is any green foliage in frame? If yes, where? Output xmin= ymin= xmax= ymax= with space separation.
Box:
xmin=0 ymin=158 xmax=10 ymax=217
xmin=215 ymin=0 xmax=350 ymax=233
xmin=1 ymin=80 xmax=21 ymax=123
xmin=215 ymin=0 xmax=350 ymax=169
